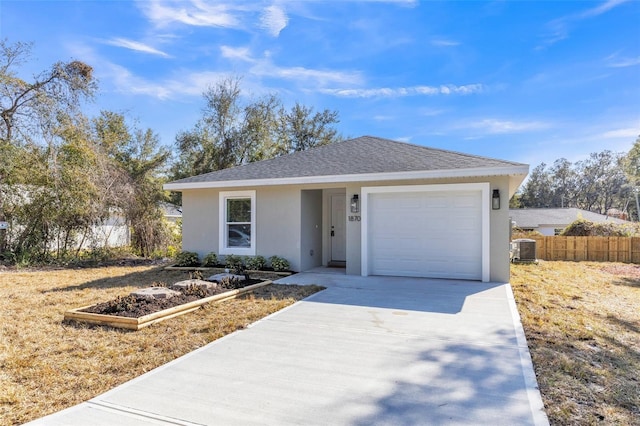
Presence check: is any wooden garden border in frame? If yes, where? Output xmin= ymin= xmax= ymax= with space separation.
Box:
xmin=64 ymin=280 xmax=272 ymax=331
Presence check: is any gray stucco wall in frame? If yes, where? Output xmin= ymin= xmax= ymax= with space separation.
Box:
xmin=182 ymin=186 xmax=303 ymax=270
xmin=300 ymin=190 xmax=323 ymax=271
xmin=182 ymin=189 xmax=218 ymax=257
xmin=180 ymin=175 xmax=514 ymax=282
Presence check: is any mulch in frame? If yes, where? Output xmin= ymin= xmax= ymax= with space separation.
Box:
xmin=81 ymin=278 xmax=264 ymax=318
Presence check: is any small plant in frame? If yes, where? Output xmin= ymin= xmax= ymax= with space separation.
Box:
xmin=219 ymin=275 xmax=243 ymax=290
xmin=104 ymin=295 xmax=138 ymax=314
xmin=174 ymin=251 xmax=200 ymax=267
xmin=180 ymin=283 xmax=207 ymax=298
xmin=151 ymin=281 xmax=168 ymax=288
xmin=189 ymin=271 xmax=203 ymax=281
xmin=245 ymin=255 xmax=267 ymax=270
xmin=225 ymin=254 xmax=244 ymax=274
xmin=269 ymin=255 xmax=290 ymax=272
xmin=202 ymin=252 xmax=219 ymax=267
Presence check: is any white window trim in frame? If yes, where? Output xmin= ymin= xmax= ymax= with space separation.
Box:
xmin=361 ymin=183 xmax=490 ymax=282
xmin=219 ymin=190 xmax=256 ymax=256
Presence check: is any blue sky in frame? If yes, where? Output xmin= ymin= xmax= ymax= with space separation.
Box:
xmin=1 ymin=0 xmax=639 ymax=168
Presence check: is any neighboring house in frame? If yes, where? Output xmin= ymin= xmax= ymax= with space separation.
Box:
xmin=0 ymin=184 xmax=130 ymax=249
xmin=164 ymin=136 xmax=529 ymax=283
xmin=509 ymin=207 xmax=631 ymax=236
xmin=161 ymin=202 xmax=183 ymax=224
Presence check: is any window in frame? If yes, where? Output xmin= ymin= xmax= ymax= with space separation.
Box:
xmin=219 ymin=190 xmax=256 ymax=255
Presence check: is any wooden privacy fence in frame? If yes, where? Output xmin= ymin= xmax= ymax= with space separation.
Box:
xmin=528 ymin=236 xmax=640 ymax=263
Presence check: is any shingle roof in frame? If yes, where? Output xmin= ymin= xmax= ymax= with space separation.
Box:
xmin=509 ymin=208 xmax=630 ymax=228
xmin=167 ymin=136 xmax=526 ymax=186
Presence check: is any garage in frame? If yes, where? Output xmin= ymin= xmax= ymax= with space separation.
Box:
xmin=362 ymin=184 xmax=490 ymax=281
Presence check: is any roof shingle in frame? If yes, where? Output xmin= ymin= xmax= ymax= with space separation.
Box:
xmin=509 ymin=208 xmax=630 ymax=228
xmin=168 ymin=135 xmax=526 ymax=185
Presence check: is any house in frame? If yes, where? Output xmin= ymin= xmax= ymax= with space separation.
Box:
xmin=0 ymin=184 xmax=130 ymax=249
xmin=164 ymin=136 xmax=529 ymax=282
xmin=509 ymin=207 xmax=631 ymax=236
xmin=160 ymin=202 xmax=182 ymax=224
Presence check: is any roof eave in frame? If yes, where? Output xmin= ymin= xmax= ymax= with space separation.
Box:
xmin=164 ymin=165 xmax=530 ymax=191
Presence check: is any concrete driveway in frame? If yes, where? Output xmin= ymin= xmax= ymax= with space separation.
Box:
xmin=29 ymin=272 xmax=548 ymax=425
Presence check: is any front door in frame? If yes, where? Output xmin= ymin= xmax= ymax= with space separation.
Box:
xmin=331 ymin=194 xmax=346 ymax=262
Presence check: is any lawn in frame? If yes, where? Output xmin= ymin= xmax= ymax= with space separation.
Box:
xmin=511 ymin=261 xmax=640 ymax=426
xmin=0 ymin=263 xmax=323 ymax=425
xmin=1 ymin=261 xmax=638 ymax=425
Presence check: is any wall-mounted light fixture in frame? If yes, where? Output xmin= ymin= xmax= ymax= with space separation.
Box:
xmin=350 ymin=194 xmax=360 ymax=213
xmin=492 ymin=189 xmax=501 ymax=210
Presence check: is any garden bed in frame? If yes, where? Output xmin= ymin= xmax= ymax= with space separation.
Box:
xmin=163 ymin=265 xmax=294 ymax=276
xmin=64 ymin=279 xmax=272 ymax=330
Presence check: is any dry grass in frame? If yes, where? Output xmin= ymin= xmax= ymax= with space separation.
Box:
xmin=511 ymin=261 xmax=640 ymax=425
xmin=0 ymin=264 xmax=323 ymax=425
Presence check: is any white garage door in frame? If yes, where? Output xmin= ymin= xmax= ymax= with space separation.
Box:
xmin=367 ymin=189 xmax=483 ymax=280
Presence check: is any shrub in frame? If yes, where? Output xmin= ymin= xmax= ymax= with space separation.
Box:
xmin=174 ymin=251 xmax=200 ymax=267
xmin=103 ymin=295 xmax=137 ymax=314
xmin=561 ymin=219 xmax=639 ymax=237
xmin=180 ymin=283 xmax=207 ymax=298
xmin=224 ymin=254 xmax=245 ymax=274
xmin=511 ymin=228 xmax=544 ymax=240
xmin=269 ymin=255 xmax=290 ymax=272
xmin=202 ymin=252 xmax=219 ymax=267
xmin=245 ymin=255 xmax=267 ymax=270
xmin=219 ymin=275 xmax=244 ymax=290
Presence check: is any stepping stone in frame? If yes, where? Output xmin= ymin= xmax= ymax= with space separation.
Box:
xmin=207 ymin=273 xmax=246 ymax=283
xmin=171 ymin=279 xmax=217 ymax=291
xmin=131 ymin=287 xmax=181 ymax=300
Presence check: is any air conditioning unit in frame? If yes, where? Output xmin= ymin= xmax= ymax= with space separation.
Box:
xmin=511 ymin=239 xmax=537 ymax=263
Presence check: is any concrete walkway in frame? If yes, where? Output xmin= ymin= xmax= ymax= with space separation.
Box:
xmin=29 ymin=273 xmax=548 ymax=425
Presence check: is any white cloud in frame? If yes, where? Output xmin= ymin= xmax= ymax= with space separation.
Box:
xmin=260 ymin=5 xmax=288 ymax=37
xmin=580 ymin=0 xmax=630 ymax=18
xmin=220 ymin=45 xmax=254 ymax=62
xmin=107 ymin=63 xmax=173 ymax=99
xmin=104 ymin=38 xmax=170 ymax=57
xmin=419 ymin=108 xmax=447 ymax=117
xmin=606 ymin=55 xmax=640 ymax=68
xmin=430 ymin=38 xmax=460 ymax=47
xmin=600 ymin=128 xmax=639 ymax=139
xmin=218 ymin=46 xmax=361 ymax=86
xmin=320 ymin=84 xmax=484 ymax=98
xmin=139 ymin=0 xmax=290 ymax=36
xmin=139 ymin=0 xmax=243 ymax=28
xmin=539 ymin=0 xmax=630 ymax=48
xmin=394 ymin=136 xmax=413 ymax=142
xmin=252 ymin=61 xmax=362 ymax=86
xmin=466 ymin=119 xmax=551 ymax=134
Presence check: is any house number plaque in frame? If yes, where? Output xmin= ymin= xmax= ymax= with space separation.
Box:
xmin=348 ymin=215 xmax=361 ymax=222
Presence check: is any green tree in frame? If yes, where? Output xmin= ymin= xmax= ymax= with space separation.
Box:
xmin=92 ymin=111 xmax=171 ymax=257
xmin=622 ymin=135 xmax=640 ymax=220
xmin=519 ymin=149 xmax=631 ymax=217
xmin=519 ymin=163 xmax=553 ymax=208
xmin=170 ymin=77 xmax=342 ymax=203
xmin=282 ymin=102 xmax=340 ymax=152
xmin=0 ymin=39 xmax=96 ymax=254
xmin=3 ymin=113 xmax=104 ymax=261
xmin=623 ymin=135 xmax=640 ymax=185
xmin=574 ymin=151 xmax=627 ymax=214
xmin=548 ymin=158 xmax=577 ymax=208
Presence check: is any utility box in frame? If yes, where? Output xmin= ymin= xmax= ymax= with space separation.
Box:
xmin=511 ymin=239 xmax=537 ymax=263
